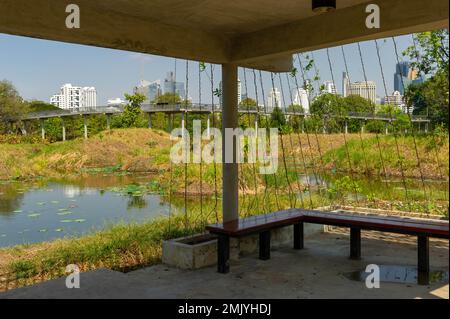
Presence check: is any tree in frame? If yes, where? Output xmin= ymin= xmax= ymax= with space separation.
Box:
xmin=342 ymin=95 xmax=375 ymax=133
xmin=310 ymin=93 xmax=343 ymax=116
xmin=270 ymin=106 xmax=286 ymax=131
xmin=153 ymin=92 xmax=182 ymax=104
xmin=239 ymin=97 xmax=257 ymax=110
xmin=0 ymin=80 xmax=26 ymax=132
xmin=404 ymin=30 xmax=449 ymax=77
xmin=122 ymin=93 xmax=146 ymax=128
xmin=404 ymin=30 xmax=449 ymax=128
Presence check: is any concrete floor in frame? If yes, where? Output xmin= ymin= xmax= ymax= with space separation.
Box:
xmin=1 ymin=230 xmax=448 ymax=299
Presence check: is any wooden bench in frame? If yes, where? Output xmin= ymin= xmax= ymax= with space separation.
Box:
xmin=206 ymin=209 xmax=449 ymax=283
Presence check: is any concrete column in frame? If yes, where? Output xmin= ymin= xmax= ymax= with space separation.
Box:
xmin=344 ymin=120 xmax=348 ymax=134
xmin=361 ymin=122 xmax=365 ymax=134
xmin=106 ymin=114 xmax=111 ymax=130
xmin=181 ymin=112 xmax=186 ymax=139
xmin=83 ymin=115 xmax=88 ymax=139
xmin=61 ymin=118 xmax=66 ymax=141
xmin=425 ymin=122 xmax=429 ymax=133
xmin=40 ymin=119 xmax=45 ymax=140
xmin=207 ymin=113 xmax=211 ymax=137
xmin=21 ymin=121 xmax=27 ymax=136
xmin=167 ymin=114 xmax=173 ymax=132
xmin=385 ymin=122 xmax=389 ymax=135
xmin=222 ymin=63 xmax=239 ymax=223
xmin=148 ymin=113 xmax=152 ymax=129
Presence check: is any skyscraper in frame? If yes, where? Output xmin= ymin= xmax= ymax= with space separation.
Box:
xmin=50 ymin=84 xmax=97 ymax=110
xmin=342 ymin=72 xmax=377 ymax=104
xmin=164 ymin=72 xmax=185 ymax=99
xmin=292 ymin=88 xmax=310 ymax=113
xmin=394 ymin=61 xmax=424 ymax=95
xmin=134 ymin=80 xmax=162 ymax=103
xmin=267 ymin=87 xmax=281 ymax=111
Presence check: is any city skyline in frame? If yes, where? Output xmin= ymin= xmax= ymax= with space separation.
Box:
xmin=0 ymin=33 xmax=416 ymax=106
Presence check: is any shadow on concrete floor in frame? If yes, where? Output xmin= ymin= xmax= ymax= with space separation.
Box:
xmin=1 ymin=230 xmax=448 ymax=299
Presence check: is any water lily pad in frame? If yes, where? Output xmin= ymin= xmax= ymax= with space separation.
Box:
xmin=0 ymin=234 xmax=6 ymax=238
xmin=37 ymin=202 xmax=46 ymax=206
xmin=58 ymin=208 xmax=68 ymax=212
xmin=51 ymin=200 xmax=59 ymax=204
xmin=57 ymin=211 xmax=73 ymax=216
xmin=54 ymin=228 xmax=64 ymax=232
xmin=13 ymin=210 xmax=23 ymax=213
xmin=60 ymin=219 xmax=73 ymax=223
xmin=28 ymin=213 xmax=41 ymax=218
xmin=74 ymin=219 xmax=86 ymax=223
xmin=39 ymin=229 xmax=48 ymax=233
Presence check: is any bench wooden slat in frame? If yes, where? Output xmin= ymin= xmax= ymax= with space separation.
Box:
xmin=206 ymin=209 xmax=303 ymax=236
xmin=206 ymin=208 xmax=449 ymax=239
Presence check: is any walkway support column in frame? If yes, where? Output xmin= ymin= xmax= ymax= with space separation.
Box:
xmin=83 ymin=115 xmax=88 ymax=139
xmin=40 ymin=119 xmax=45 ymax=140
xmin=385 ymin=122 xmax=389 ymax=135
xmin=207 ymin=113 xmax=211 ymax=137
xmin=222 ymin=63 xmax=239 ymax=223
xmin=61 ymin=118 xmax=66 ymax=141
xmin=106 ymin=114 xmax=111 ymax=130
xmin=148 ymin=113 xmax=152 ymax=129
xmin=344 ymin=120 xmax=348 ymax=135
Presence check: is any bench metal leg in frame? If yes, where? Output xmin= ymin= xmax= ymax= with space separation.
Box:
xmin=294 ymin=222 xmax=304 ymax=250
xmin=217 ymin=234 xmax=230 ymax=274
xmin=417 ymin=236 xmax=430 ymax=285
xmin=350 ymin=227 xmax=361 ymax=260
xmin=259 ymin=231 xmax=271 ymax=260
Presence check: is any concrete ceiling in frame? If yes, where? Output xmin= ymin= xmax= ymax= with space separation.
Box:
xmin=0 ymin=0 xmax=448 ymax=71
xmin=91 ymin=0 xmax=369 ymax=36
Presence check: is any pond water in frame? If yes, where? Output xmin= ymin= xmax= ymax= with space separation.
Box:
xmin=0 ymin=174 xmax=174 ymax=248
xmin=0 ymin=172 xmax=447 ymax=248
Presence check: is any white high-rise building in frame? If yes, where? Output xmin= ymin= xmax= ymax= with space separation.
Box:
xmin=292 ymin=88 xmax=310 ymax=113
xmin=322 ymin=81 xmax=337 ymax=95
xmin=343 ymin=72 xmax=377 ymax=104
xmin=267 ymin=87 xmax=281 ymax=111
xmin=384 ymin=91 xmax=406 ymax=111
xmin=50 ymin=84 xmax=97 ymax=110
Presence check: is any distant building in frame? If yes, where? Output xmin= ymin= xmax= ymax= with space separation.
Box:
xmin=322 ymin=81 xmax=337 ymax=95
xmin=394 ymin=61 xmax=424 ymax=95
xmin=267 ymin=87 xmax=281 ymax=111
xmin=164 ymin=72 xmax=185 ymax=99
xmin=134 ymin=80 xmax=161 ymax=103
xmin=292 ymin=88 xmax=310 ymax=113
xmin=107 ymin=98 xmax=126 ymax=107
xmin=384 ymin=91 xmax=407 ymax=112
xmin=343 ymin=72 xmax=377 ymax=104
xmin=50 ymin=83 xmax=97 ymax=110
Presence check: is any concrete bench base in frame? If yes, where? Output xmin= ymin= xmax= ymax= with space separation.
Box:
xmin=162 ymin=223 xmax=324 ymax=270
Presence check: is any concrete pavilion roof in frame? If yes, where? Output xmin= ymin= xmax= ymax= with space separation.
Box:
xmin=0 ymin=0 xmax=448 ymax=71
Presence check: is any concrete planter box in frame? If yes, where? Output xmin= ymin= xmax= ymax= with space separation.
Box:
xmin=162 ymin=223 xmax=323 ymax=270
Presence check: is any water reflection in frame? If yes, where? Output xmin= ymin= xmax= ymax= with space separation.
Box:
xmin=0 ymin=173 xmax=167 ymax=247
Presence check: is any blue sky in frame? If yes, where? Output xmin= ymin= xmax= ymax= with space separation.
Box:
xmin=0 ymin=33 xmax=414 ymax=105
